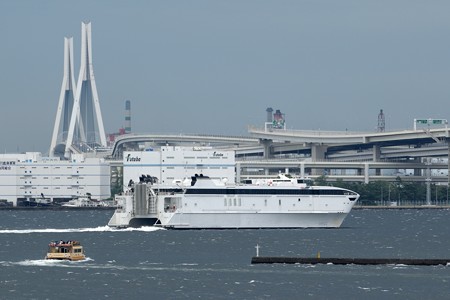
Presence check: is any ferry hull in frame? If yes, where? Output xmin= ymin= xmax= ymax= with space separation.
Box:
xmin=159 ymin=211 xmax=349 ymax=229
xmin=45 ymin=254 xmax=85 ymax=261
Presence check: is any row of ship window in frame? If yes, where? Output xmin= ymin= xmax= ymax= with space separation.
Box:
xmin=183 ymin=189 xmax=356 ymax=195
xmin=20 ymin=177 xmax=84 ymax=179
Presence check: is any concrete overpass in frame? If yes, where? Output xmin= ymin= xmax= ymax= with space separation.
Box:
xmin=247 ymin=126 xmax=450 ymax=145
xmin=110 ymin=133 xmax=259 ymax=158
xmin=107 ymin=125 xmax=450 ymax=184
xmin=236 ymin=159 xmax=448 ymax=183
xmin=247 ymin=126 xmax=450 ymax=179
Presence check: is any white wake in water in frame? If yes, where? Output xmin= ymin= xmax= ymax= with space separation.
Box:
xmin=14 ymin=257 xmax=94 ymax=266
xmin=0 ymin=226 xmax=163 ymax=234
xmin=0 ymin=257 xmax=95 ymax=268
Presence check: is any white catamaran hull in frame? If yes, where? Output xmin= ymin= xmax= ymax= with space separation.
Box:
xmin=158 ymin=211 xmax=349 ymax=229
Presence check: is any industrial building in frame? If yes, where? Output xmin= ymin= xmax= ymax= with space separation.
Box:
xmin=0 ymin=152 xmax=110 ymax=206
xmin=121 ymin=146 xmax=235 ymax=186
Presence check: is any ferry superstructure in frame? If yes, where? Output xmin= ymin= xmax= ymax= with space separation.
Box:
xmin=108 ymin=174 xmax=359 ymax=229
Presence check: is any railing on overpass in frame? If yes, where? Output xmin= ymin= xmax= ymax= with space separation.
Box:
xmin=248 ymin=125 xmax=368 ymax=136
xmin=237 ymin=173 xmax=449 ymax=183
xmin=248 ymin=125 xmax=450 ymax=145
xmin=110 ymin=133 xmax=259 ymax=158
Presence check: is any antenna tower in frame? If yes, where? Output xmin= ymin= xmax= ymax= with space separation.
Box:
xmin=377 ymin=109 xmax=385 ymax=132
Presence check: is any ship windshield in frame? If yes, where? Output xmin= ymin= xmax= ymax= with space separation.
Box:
xmin=297 ymin=179 xmax=312 ymax=186
xmin=164 ymin=196 xmax=181 ymax=212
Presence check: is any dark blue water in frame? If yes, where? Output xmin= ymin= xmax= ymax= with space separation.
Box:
xmin=0 ymin=209 xmax=449 ymax=299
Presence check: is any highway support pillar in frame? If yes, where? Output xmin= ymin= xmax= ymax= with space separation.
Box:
xmin=414 ymin=145 xmax=422 ymax=176
xmin=260 ymin=139 xmax=273 ymax=159
xmin=236 ymin=162 xmax=241 ymax=183
xmin=413 ymin=158 xmax=421 ymax=176
xmin=448 ymin=141 xmax=450 ymax=185
xmin=300 ymin=163 xmax=305 ymax=178
xmin=364 ymin=163 xmax=369 ymax=183
xmin=373 ymin=145 xmax=381 ymax=176
xmin=311 ymin=144 xmax=327 ymax=175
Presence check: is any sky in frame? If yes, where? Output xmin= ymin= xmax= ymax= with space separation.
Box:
xmin=1 ymin=1 xmax=450 ymax=154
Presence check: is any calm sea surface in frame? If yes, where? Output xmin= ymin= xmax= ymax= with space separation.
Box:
xmin=0 ymin=208 xmax=449 ymax=299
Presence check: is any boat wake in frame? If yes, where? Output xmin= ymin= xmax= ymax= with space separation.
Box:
xmin=16 ymin=257 xmax=94 ymax=266
xmin=0 ymin=226 xmax=163 ymax=234
xmin=0 ymin=259 xmax=251 ymax=274
xmin=0 ymin=257 xmax=94 ymax=268
xmin=0 ymin=260 xmax=346 ymax=275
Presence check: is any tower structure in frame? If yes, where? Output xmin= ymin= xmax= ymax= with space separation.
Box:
xmin=266 ymin=107 xmax=273 ymax=123
xmin=377 ymin=109 xmax=385 ymax=132
xmin=65 ymin=22 xmax=107 ymax=157
xmin=50 ymin=37 xmax=77 ymax=157
xmin=273 ymin=109 xmax=286 ymax=129
xmin=124 ymin=100 xmax=131 ymax=134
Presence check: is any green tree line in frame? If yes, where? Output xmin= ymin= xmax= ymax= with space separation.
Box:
xmin=314 ymin=175 xmax=450 ymax=206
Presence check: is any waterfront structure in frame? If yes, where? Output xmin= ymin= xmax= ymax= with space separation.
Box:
xmin=0 ymin=152 xmax=110 ymax=206
xmin=64 ymin=22 xmax=107 ymax=157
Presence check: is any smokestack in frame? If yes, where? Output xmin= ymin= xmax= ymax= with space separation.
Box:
xmin=266 ymin=107 xmax=273 ymax=123
xmin=125 ymin=100 xmax=131 ymax=134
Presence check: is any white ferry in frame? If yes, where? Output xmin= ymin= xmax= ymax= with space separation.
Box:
xmin=108 ymin=174 xmax=359 ymax=229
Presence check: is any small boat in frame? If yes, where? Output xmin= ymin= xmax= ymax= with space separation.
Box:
xmin=45 ymin=240 xmax=86 ymax=261
xmin=61 ymin=193 xmax=116 ymax=208
xmin=62 ymin=193 xmax=99 ymax=208
xmin=24 ymin=193 xmax=54 ymax=207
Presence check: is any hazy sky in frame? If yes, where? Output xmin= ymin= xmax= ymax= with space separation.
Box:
xmin=1 ymin=1 xmax=450 ymax=154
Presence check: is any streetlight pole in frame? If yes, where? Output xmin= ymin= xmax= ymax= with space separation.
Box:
xmin=388 ymin=184 xmax=391 ymax=203
xmin=380 ymin=186 xmax=384 ymax=206
xmin=447 ymin=184 xmax=449 ymax=206
xmin=435 ymin=184 xmax=438 ymax=205
xmin=425 ymin=158 xmax=432 ymax=206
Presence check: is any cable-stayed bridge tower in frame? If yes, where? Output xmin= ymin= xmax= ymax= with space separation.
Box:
xmin=50 ymin=37 xmax=77 ymax=157
xmin=64 ymin=22 xmax=106 ymax=157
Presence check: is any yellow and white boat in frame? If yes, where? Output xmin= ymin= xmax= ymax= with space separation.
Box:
xmin=45 ymin=240 xmax=85 ymax=261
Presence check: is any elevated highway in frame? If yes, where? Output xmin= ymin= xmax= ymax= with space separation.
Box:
xmin=236 ymin=159 xmax=448 ymax=183
xmin=107 ymin=126 xmax=450 ymax=183
xmin=247 ymin=126 xmax=450 ymax=146
xmin=111 ymin=133 xmax=259 ymax=158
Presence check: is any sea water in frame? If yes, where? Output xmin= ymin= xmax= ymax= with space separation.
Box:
xmin=0 ymin=209 xmax=449 ymax=299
